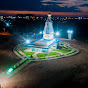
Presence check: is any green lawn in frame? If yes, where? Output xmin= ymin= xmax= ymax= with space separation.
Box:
xmin=66 ymin=50 xmax=77 ymax=55
xmin=22 ymin=51 xmax=35 ymax=55
xmin=53 ymin=49 xmax=71 ymax=53
xmin=47 ymin=52 xmax=60 ymax=56
xmin=37 ymin=53 xmax=47 ymax=57
xmin=21 ymin=47 xmax=35 ymax=55
xmin=55 ymin=56 xmax=60 ymax=58
xmin=37 ymin=52 xmax=60 ymax=57
xmin=49 ymin=57 xmax=54 ymax=58
xmin=21 ymin=47 xmax=27 ymax=51
xmin=40 ymin=58 xmax=46 ymax=59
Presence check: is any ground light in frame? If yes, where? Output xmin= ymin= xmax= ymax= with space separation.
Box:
xmin=6 ymin=57 xmax=32 ymax=75
xmin=7 ymin=68 xmax=13 ymax=74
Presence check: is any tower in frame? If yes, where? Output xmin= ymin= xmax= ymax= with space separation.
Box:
xmin=67 ymin=30 xmax=73 ymax=39
xmin=43 ymin=13 xmax=54 ymax=40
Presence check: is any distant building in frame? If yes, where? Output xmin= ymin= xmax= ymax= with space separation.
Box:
xmin=0 ymin=16 xmax=3 ymax=21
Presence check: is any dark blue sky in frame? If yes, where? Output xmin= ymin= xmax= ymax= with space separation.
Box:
xmin=0 ymin=0 xmax=41 ymax=11
xmin=0 ymin=0 xmax=88 ymax=12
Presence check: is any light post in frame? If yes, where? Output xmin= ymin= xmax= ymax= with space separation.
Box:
xmin=67 ymin=30 xmax=73 ymax=39
xmin=26 ymin=40 xmax=30 ymax=44
xmin=56 ymin=32 xmax=60 ymax=39
xmin=39 ymin=31 xmax=42 ymax=38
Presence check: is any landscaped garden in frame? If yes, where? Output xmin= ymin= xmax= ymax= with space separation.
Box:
xmin=22 ymin=51 xmax=35 ymax=55
xmin=53 ymin=49 xmax=71 ymax=53
xmin=37 ymin=52 xmax=60 ymax=57
xmin=21 ymin=47 xmax=35 ymax=55
xmin=14 ymin=42 xmax=79 ymax=60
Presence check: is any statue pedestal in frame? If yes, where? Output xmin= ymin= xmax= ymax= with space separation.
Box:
xmin=43 ymin=33 xmax=54 ymax=40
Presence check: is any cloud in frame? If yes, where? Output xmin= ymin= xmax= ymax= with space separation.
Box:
xmin=76 ymin=6 xmax=88 ymax=12
xmin=41 ymin=0 xmax=88 ymax=12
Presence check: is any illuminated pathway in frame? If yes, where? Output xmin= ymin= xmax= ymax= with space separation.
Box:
xmin=33 ymin=52 xmax=39 ymax=60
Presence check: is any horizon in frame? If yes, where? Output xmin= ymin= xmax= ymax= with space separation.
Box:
xmin=0 ymin=0 xmax=88 ymax=16
xmin=0 ymin=10 xmax=88 ymax=17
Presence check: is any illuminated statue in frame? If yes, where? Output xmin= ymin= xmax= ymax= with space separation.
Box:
xmin=43 ymin=13 xmax=54 ymax=40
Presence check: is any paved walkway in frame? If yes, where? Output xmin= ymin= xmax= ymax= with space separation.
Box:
xmin=19 ymin=50 xmax=27 ymax=57
xmin=33 ymin=52 xmax=39 ymax=60
xmin=14 ymin=43 xmax=78 ymax=61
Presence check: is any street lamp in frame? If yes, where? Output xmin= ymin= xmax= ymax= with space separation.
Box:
xmin=56 ymin=32 xmax=60 ymax=39
xmin=67 ymin=30 xmax=73 ymax=39
xmin=40 ymin=31 xmax=42 ymax=38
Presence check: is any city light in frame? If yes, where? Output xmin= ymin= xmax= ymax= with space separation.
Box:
xmin=6 ymin=23 xmax=10 ymax=27
xmin=7 ymin=68 xmax=13 ymax=74
xmin=56 ymin=32 xmax=60 ymax=36
xmin=26 ymin=40 xmax=30 ymax=44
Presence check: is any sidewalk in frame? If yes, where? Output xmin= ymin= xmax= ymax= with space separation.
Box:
xmin=33 ymin=52 xmax=39 ymax=60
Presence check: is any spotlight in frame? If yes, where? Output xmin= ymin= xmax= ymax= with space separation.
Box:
xmin=56 ymin=32 xmax=60 ymax=36
xmin=67 ymin=30 xmax=73 ymax=33
xmin=26 ymin=40 xmax=30 ymax=44
xmin=7 ymin=68 xmax=13 ymax=74
xmin=67 ymin=30 xmax=73 ymax=39
xmin=40 ymin=31 xmax=42 ymax=34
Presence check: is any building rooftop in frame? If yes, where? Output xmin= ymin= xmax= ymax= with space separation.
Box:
xmin=27 ymin=38 xmax=61 ymax=49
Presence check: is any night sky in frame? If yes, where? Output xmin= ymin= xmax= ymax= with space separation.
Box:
xmin=0 ymin=0 xmax=88 ymax=16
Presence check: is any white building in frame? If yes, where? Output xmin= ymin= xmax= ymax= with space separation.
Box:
xmin=25 ymin=14 xmax=61 ymax=53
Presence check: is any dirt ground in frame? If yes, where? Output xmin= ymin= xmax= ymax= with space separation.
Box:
xmin=0 ymin=36 xmax=21 ymax=73
xmin=1 ymin=38 xmax=88 ymax=88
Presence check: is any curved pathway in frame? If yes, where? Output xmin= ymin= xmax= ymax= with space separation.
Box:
xmin=33 ymin=52 xmax=39 ymax=60
xmin=13 ymin=42 xmax=79 ymax=61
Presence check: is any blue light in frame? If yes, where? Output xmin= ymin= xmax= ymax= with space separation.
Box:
xmin=67 ymin=30 xmax=73 ymax=39
xmin=6 ymin=23 xmax=10 ymax=27
xmin=67 ymin=30 xmax=73 ymax=33
xmin=56 ymin=32 xmax=60 ymax=36
xmin=26 ymin=40 xmax=30 ymax=44
xmin=40 ymin=31 xmax=42 ymax=34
